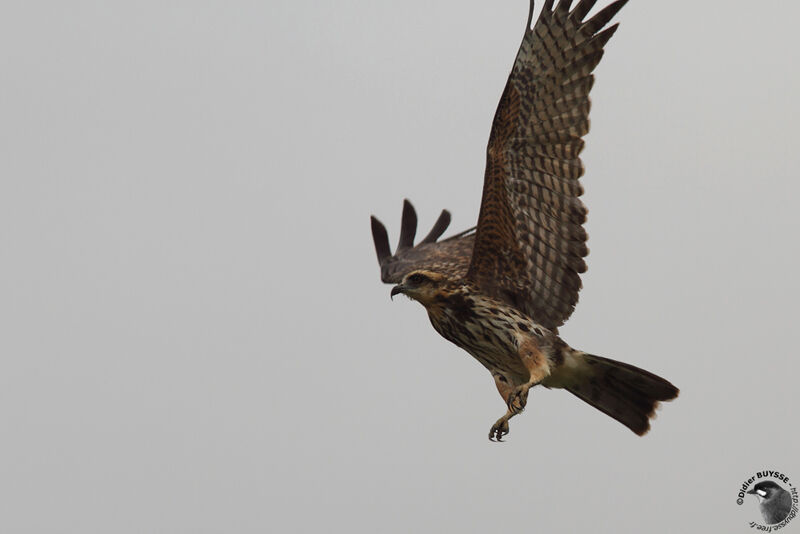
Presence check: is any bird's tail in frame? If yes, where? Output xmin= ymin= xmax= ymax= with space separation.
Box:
xmin=558 ymin=352 xmax=679 ymax=436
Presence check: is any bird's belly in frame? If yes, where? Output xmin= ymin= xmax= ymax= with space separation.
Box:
xmin=429 ymin=308 xmax=531 ymax=378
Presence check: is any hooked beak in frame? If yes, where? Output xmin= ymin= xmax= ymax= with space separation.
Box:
xmin=390 ymin=284 xmax=405 ymax=300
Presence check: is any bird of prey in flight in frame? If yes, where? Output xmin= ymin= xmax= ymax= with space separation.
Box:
xmin=371 ymin=0 xmax=678 ymax=441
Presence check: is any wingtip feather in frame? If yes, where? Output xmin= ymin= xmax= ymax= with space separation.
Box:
xmin=570 ymin=0 xmax=598 ymax=23
xmin=370 ymin=215 xmax=391 ymax=264
xmin=526 ymin=0 xmax=536 ymax=30
xmin=582 ymin=0 xmax=628 ymax=34
xmin=555 ymin=0 xmax=574 ymax=18
xmin=398 ymin=199 xmax=418 ymax=250
xmin=421 ymin=209 xmax=452 ymax=244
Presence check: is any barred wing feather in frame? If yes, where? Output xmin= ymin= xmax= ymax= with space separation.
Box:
xmin=467 ymin=0 xmax=628 ymax=328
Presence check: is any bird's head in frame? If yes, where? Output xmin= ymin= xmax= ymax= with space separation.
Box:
xmin=747 ymin=481 xmax=785 ymax=502
xmin=391 ymin=270 xmax=450 ymax=306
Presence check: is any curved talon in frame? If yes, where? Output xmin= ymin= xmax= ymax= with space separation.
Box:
xmin=489 ymin=418 xmax=510 ymax=442
xmin=506 ymin=385 xmax=529 ymax=414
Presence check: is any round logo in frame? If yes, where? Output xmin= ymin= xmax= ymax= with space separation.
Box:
xmin=736 ymin=470 xmax=798 ymax=530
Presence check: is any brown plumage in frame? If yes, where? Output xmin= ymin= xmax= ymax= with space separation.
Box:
xmin=370 ymin=0 xmax=678 ymax=441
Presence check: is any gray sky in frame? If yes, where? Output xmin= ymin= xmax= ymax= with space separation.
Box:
xmin=2 ymin=1 xmax=799 ymax=532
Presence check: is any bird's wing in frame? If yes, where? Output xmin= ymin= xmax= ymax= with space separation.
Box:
xmin=371 ymin=199 xmax=475 ymax=284
xmin=467 ymin=0 xmax=628 ymax=328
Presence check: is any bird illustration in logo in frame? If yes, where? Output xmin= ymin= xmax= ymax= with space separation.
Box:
xmin=370 ymin=0 xmax=679 ymax=441
xmin=747 ymin=481 xmax=793 ymax=525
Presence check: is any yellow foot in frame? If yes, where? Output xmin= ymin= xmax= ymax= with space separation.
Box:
xmin=489 ymin=417 xmax=510 ymax=442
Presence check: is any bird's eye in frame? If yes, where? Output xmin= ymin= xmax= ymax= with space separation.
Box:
xmin=408 ymin=273 xmax=427 ymax=284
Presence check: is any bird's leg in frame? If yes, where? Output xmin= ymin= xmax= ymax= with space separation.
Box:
xmin=488 ymin=340 xmax=552 ymax=442
xmin=512 ymin=338 xmax=552 ymax=409
xmin=489 ymin=409 xmax=515 ymax=442
xmin=489 ymin=391 xmax=530 ymax=442
xmin=489 ymin=373 xmax=527 ymax=442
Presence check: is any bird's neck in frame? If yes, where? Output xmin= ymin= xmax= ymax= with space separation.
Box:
xmin=421 ymin=283 xmax=476 ymax=319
